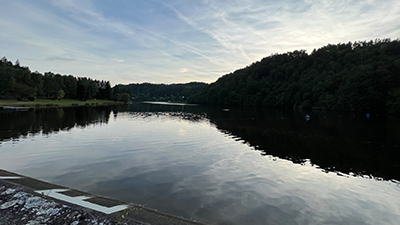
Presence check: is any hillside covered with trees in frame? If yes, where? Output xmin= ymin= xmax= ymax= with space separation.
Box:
xmin=116 ymin=82 xmax=207 ymax=102
xmin=0 ymin=57 xmax=206 ymax=104
xmin=0 ymin=57 xmax=112 ymax=101
xmin=188 ymin=39 xmax=400 ymax=113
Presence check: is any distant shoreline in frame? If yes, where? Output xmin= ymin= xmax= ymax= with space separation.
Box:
xmin=0 ymin=99 xmax=124 ymax=109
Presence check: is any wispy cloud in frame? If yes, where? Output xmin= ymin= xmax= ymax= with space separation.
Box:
xmin=1 ymin=0 xmax=399 ymax=85
xmin=112 ymin=59 xmax=125 ymax=63
xmin=179 ymin=68 xmax=188 ymax=73
xmin=47 ymin=56 xmax=77 ymax=62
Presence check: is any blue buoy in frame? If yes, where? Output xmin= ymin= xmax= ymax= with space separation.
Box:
xmin=366 ymin=113 xmax=370 ymax=119
xmin=305 ymin=115 xmax=310 ymax=121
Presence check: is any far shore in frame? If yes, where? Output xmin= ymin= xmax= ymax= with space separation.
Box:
xmin=0 ymin=99 xmax=124 ymax=109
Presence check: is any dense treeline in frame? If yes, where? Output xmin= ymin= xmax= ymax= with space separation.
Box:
xmin=0 ymin=57 xmax=112 ymax=101
xmin=188 ymin=39 xmax=400 ymax=113
xmin=116 ymin=82 xmax=207 ymax=102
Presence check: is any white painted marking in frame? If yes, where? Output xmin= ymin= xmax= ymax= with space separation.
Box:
xmin=35 ymin=189 xmax=128 ymax=214
xmin=0 ymin=176 xmax=22 ymax=179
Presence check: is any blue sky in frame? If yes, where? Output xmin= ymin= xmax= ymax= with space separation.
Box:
xmin=1 ymin=0 xmax=399 ymax=85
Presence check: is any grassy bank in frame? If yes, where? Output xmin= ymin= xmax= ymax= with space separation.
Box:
xmin=0 ymin=99 xmax=123 ymax=108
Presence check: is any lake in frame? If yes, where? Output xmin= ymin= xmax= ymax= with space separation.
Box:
xmin=0 ymin=103 xmax=399 ymax=225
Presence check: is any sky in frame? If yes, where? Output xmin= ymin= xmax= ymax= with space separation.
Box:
xmin=1 ymin=0 xmax=399 ymax=86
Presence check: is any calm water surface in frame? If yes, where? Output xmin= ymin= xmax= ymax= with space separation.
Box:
xmin=0 ymin=103 xmax=399 ymax=225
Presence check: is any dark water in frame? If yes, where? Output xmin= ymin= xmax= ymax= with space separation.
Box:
xmin=0 ymin=103 xmax=399 ymax=225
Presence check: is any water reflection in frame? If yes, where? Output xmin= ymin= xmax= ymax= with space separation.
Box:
xmin=206 ymin=107 xmax=400 ymax=182
xmin=0 ymin=107 xmax=111 ymax=142
xmin=1 ymin=103 xmax=400 ymax=225
xmin=1 ymin=103 xmax=399 ymax=183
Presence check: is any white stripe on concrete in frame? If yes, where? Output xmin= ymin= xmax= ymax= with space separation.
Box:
xmin=0 ymin=176 xmax=22 ymax=179
xmin=35 ymin=189 xmax=128 ymax=214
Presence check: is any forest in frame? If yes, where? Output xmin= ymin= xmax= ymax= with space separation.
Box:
xmin=2 ymin=38 xmax=399 ymax=111
xmin=116 ymin=82 xmax=207 ymax=102
xmin=188 ymin=39 xmax=400 ymax=113
xmin=0 ymin=57 xmax=206 ymax=103
xmin=0 ymin=57 xmax=113 ymax=101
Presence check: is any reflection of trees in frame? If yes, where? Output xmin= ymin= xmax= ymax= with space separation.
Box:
xmin=125 ymin=111 xmax=208 ymax=123
xmin=0 ymin=107 xmax=111 ymax=142
xmin=117 ymin=103 xmax=399 ymax=181
xmin=2 ymin=103 xmax=398 ymax=182
xmin=113 ymin=103 xmax=208 ymax=122
xmin=206 ymin=107 xmax=400 ymax=182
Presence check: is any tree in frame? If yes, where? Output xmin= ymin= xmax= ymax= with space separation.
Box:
xmin=0 ymin=56 xmax=113 ymax=100
xmin=116 ymin=82 xmax=207 ymax=102
xmin=387 ymin=88 xmax=400 ymax=114
xmin=11 ymin=82 xmax=36 ymax=100
xmin=76 ymin=77 xmax=88 ymax=100
xmin=0 ymin=67 xmax=14 ymax=98
xmin=188 ymin=39 xmax=400 ymax=112
xmin=121 ymin=93 xmax=130 ymax=103
xmin=105 ymin=81 xmax=112 ymax=100
xmin=43 ymin=72 xmax=58 ymax=98
xmin=63 ymin=75 xmax=77 ymax=99
xmin=58 ymin=90 xmax=65 ymax=99
xmin=31 ymin=72 xmax=43 ymax=96
xmin=113 ymin=93 xmax=121 ymax=102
